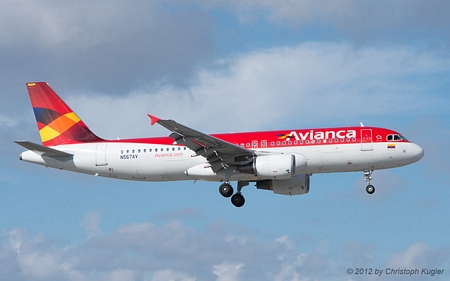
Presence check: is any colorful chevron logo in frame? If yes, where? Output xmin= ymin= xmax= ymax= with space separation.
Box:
xmin=34 ymin=108 xmax=81 ymax=143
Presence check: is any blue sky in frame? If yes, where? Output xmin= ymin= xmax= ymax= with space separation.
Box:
xmin=1 ymin=0 xmax=450 ymax=280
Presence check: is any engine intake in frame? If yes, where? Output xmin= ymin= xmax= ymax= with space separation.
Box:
xmin=238 ymin=153 xmax=307 ymax=179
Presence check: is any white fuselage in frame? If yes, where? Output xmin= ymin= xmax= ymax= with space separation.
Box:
xmin=20 ymin=141 xmax=424 ymax=182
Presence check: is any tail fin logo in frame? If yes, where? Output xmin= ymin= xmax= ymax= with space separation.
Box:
xmin=35 ymin=109 xmax=82 ymax=143
xmin=27 ymin=82 xmax=103 ymax=146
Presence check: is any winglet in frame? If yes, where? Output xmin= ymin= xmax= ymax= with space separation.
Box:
xmin=147 ymin=114 xmax=161 ymax=126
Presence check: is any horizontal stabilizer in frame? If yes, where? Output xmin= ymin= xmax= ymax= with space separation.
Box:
xmin=15 ymin=140 xmax=73 ymax=157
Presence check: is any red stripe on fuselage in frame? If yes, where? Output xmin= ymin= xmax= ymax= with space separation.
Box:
xmin=104 ymin=127 xmax=408 ymax=148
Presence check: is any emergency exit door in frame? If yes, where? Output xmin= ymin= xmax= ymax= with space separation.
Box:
xmin=361 ymin=129 xmax=373 ymax=151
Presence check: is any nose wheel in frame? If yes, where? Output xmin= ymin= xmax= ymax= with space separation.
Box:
xmin=366 ymin=184 xmax=375 ymax=194
xmin=363 ymin=169 xmax=375 ymax=194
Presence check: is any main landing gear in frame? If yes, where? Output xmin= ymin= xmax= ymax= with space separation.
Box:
xmin=219 ymin=181 xmax=248 ymax=207
xmin=219 ymin=182 xmax=233 ymax=198
xmin=364 ymin=169 xmax=375 ymax=194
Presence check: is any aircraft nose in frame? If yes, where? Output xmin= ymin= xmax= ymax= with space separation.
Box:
xmin=412 ymin=143 xmax=424 ymax=162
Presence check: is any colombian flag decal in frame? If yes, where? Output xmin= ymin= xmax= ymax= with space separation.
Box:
xmin=387 ymin=143 xmax=396 ymax=149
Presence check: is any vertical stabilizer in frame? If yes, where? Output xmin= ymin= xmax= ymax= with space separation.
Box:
xmin=26 ymin=82 xmax=104 ymax=146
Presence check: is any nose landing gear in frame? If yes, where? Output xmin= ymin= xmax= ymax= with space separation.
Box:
xmin=364 ymin=169 xmax=375 ymax=194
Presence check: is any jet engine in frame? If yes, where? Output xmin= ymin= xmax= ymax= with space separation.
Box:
xmin=256 ymin=174 xmax=310 ymax=196
xmin=238 ymin=153 xmax=307 ymax=179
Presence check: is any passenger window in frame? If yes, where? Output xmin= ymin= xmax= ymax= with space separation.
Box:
xmin=126 ymin=150 xmax=129 ymax=153
xmin=121 ymin=150 xmax=123 ymax=154
xmin=132 ymin=150 xmax=135 ymax=153
xmin=155 ymin=148 xmax=158 ymax=152
xmin=166 ymin=148 xmax=169 ymax=151
xmin=138 ymin=149 xmax=141 ymax=153
xmin=143 ymin=149 xmax=146 ymax=153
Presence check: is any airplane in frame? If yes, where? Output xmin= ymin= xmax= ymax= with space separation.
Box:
xmin=16 ymin=82 xmax=424 ymax=207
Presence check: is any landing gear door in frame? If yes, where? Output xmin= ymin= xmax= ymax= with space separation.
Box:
xmin=361 ymin=129 xmax=373 ymax=151
xmin=95 ymin=143 xmax=108 ymax=166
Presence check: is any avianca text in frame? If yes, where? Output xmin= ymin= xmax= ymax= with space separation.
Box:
xmin=284 ymin=129 xmax=356 ymax=141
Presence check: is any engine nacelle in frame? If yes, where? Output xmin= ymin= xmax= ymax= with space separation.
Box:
xmin=238 ymin=153 xmax=307 ymax=179
xmin=256 ymin=174 xmax=310 ymax=196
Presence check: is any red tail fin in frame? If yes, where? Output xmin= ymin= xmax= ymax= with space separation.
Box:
xmin=26 ymin=82 xmax=104 ymax=146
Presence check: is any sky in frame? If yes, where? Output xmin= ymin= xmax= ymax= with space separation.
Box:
xmin=1 ymin=0 xmax=450 ymax=280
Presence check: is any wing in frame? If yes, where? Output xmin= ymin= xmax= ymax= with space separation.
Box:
xmin=148 ymin=115 xmax=254 ymax=172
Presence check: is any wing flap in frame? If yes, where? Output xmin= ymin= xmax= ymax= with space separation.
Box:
xmin=15 ymin=140 xmax=73 ymax=157
xmin=150 ymin=115 xmax=250 ymax=156
xmin=148 ymin=115 xmax=254 ymax=172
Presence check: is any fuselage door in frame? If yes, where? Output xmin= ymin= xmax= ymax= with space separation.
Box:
xmin=361 ymin=129 xmax=373 ymax=151
xmin=261 ymin=140 xmax=267 ymax=149
xmin=95 ymin=143 xmax=108 ymax=166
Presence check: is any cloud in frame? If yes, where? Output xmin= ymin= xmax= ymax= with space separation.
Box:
xmin=0 ymin=0 xmax=214 ymax=95
xmin=152 ymin=269 xmax=196 ymax=281
xmin=2 ymin=220 xmax=449 ymax=281
xmin=384 ymin=242 xmax=450 ymax=269
xmin=104 ymin=269 xmax=138 ymax=281
xmin=80 ymin=211 xmax=103 ymax=238
xmin=213 ymin=261 xmax=245 ymax=281
xmin=3 ymin=229 xmax=67 ymax=281
xmin=202 ymin=0 xmax=450 ymax=43
xmin=60 ymin=42 xmax=450 ymax=140
xmin=343 ymin=241 xmax=376 ymax=267
xmin=0 ymin=113 xmax=20 ymax=128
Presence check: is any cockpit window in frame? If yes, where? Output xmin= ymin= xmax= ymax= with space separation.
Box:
xmin=387 ymin=134 xmax=408 ymax=141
